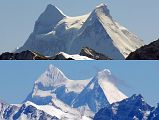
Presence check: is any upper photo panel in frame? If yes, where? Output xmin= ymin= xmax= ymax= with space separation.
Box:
xmin=0 ymin=0 xmax=158 ymax=60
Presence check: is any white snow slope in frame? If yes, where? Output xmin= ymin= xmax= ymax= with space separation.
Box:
xmin=25 ymin=65 xmax=127 ymax=114
xmin=53 ymin=52 xmax=93 ymax=60
xmin=0 ymin=100 xmax=92 ymax=120
xmin=23 ymin=100 xmax=92 ymax=120
xmin=16 ymin=3 xmax=144 ymax=60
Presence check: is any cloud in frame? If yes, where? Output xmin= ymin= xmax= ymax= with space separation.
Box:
xmin=92 ymin=65 xmax=132 ymax=89
xmin=110 ymin=74 xmax=132 ymax=88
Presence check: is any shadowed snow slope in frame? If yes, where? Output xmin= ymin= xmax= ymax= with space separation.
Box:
xmin=25 ymin=65 xmax=127 ymax=114
xmin=16 ymin=4 xmax=144 ymax=60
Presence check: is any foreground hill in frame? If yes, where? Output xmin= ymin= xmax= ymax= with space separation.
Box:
xmin=126 ymin=39 xmax=159 ymax=60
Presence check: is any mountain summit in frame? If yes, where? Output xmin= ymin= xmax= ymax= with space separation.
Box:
xmin=16 ymin=3 xmax=144 ymax=59
xmin=34 ymin=4 xmax=65 ymax=34
xmin=94 ymin=3 xmax=110 ymax=16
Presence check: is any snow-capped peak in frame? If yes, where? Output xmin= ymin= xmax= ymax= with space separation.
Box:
xmin=45 ymin=4 xmax=65 ymax=17
xmin=71 ymin=69 xmax=127 ymax=113
xmin=96 ymin=3 xmax=108 ymax=8
xmin=93 ymin=69 xmax=127 ymax=104
xmin=46 ymin=64 xmax=68 ymax=82
xmin=47 ymin=64 xmax=62 ymax=73
xmin=35 ymin=64 xmax=67 ymax=86
xmin=94 ymin=3 xmax=110 ymax=16
xmin=92 ymin=69 xmax=114 ymax=85
xmin=33 ymin=4 xmax=65 ymax=34
xmin=96 ymin=69 xmax=111 ymax=79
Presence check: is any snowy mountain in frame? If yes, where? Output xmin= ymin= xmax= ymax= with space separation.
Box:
xmin=25 ymin=65 xmax=127 ymax=114
xmin=25 ymin=64 xmax=90 ymax=106
xmin=0 ymin=99 xmax=92 ymax=120
xmin=93 ymin=94 xmax=155 ymax=120
xmin=16 ymin=3 xmax=144 ymax=60
xmin=72 ymin=69 xmax=127 ymax=113
xmin=0 ymin=100 xmax=59 ymax=120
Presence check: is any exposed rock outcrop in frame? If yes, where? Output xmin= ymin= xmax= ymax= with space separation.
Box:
xmin=0 ymin=50 xmax=49 ymax=60
xmin=126 ymin=39 xmax=159 ymax=60
xmin=80 ymin=47 xmax=112 ymax=60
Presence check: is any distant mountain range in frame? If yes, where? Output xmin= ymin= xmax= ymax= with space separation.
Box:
xmin=0 ymin=65 xmax=158 ymax=120
xmin=15 ymin=3 xmax=144 ymax=60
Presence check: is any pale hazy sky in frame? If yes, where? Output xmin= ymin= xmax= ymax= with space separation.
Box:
xmin=0 ymin=0 xmax=159 ymax=53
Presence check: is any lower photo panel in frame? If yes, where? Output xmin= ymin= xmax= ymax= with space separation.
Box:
xmin=0 ymin=61 xmax=158 ymax=120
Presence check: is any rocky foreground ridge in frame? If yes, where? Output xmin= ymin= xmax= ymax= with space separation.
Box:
xmin=127 ymin=39 xmax=159 ymax=60
xmin=0 ymin=47 xmax=111 ymax=60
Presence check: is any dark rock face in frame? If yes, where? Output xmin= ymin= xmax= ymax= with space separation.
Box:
xmin=0 ymin=47 xmax=112 ymax=60
xmin=126 ymin=39 xmax=159 ymax=60
xmin=94 ymin=94 xmax=156 ymax=120
xmin=0 ymin=50 xmax=49 ymax=60
xmin=80 ymin=47 xmax=112 ymax=60
xmin=51 ymin=53 xmax=75 ymax=60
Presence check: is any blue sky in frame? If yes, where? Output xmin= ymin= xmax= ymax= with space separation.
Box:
xmin=0 ymin=61 xmax=159 ymax=106
xmin=0 ymin=0 xmax=159 ymax=53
